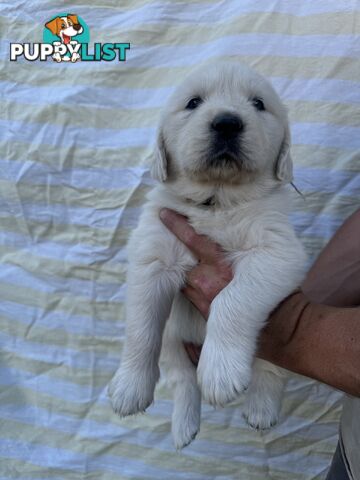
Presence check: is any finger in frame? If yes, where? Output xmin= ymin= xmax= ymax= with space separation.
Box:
xmin=181 ymin=285 xmax=210 ymax=319
xmin=159 ymin=208 xmax=221 ymax=261
xmin=186 ymin=264 xmax=231 ymax=302
xmin=186 ymin=266 xmax=203 ymax=290
xmin=184 ymin=342 xmax=202 ymax=367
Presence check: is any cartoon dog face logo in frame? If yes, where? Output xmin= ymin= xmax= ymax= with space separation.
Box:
xmin=45 ymin=14 xmax=83 ymax=62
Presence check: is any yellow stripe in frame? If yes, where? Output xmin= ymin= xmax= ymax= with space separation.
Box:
xmin=1 ymin=417 xmax=298 ymax=479
xmin=2 ymin=458 xmax=137 ymax=480
xmin=4 ymin=55 xmax=360 ymax=90
xmin=0 ymin=313 xmax=124 ymax=356
xmin=0 ymin=140 xmax=149 ymax=169
xmin=0 ymin=213 xmax=132 ymax=248
xmin=0 ymin=281 xmax=124 ymax=321
xmin=2 ymin=100 xmax=359 ymax=131
xmin=0 ymin=349 xmax=343 ymax=428
xmin=0 ymin=244 xmax=127 ymax=283
xmin=2 ymin=139 xmax=358 ymax=173
xmin=0 ymin=178 xmax=150 ymax=209
xmin=4 ymin=11 xmax=360 ymax=44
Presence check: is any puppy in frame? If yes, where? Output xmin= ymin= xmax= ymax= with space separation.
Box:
xmin=45 ymin=14 xmax=83 ymax=63
xmin=108 ymin=62 xmax=307 ymax=449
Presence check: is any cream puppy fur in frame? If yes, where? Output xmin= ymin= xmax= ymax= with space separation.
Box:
xmin=108 ymin=62 xmax=307 ymax=449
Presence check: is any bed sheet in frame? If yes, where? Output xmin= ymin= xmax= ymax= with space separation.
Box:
xmin=0 ymin=1 xmax=359 ymax=479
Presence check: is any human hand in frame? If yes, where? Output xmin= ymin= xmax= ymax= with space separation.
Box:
xmin=159 ymin=208 xmax=233 ymax=365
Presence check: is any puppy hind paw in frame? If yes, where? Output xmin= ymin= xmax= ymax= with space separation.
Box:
xmin=242 ymin=396 xmax=280 ymax=430
xmin=172 ymin=415 xmax=200 ymax=450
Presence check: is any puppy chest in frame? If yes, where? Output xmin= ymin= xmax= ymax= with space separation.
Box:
xmin=189 ymin=213 xmax=266 ymax=253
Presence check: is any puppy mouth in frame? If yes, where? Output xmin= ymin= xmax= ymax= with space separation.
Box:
xmin=207 ymin=150 xmax=240 ymax=167
xmin=207 ymin=139 xmax=243 ymax=168
xmin=62 ymin=33 xmax=71 ymax=44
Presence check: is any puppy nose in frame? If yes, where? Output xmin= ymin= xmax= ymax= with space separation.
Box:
xmin=211 ymin=113 xmax=244 ymax=136
xmin=73 ymin=23 xmax=82 ymax=31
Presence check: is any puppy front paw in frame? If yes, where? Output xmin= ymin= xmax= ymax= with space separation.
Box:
xmin=71 ymin=52 xmax=81 ymax=63
xmin=108 ymin=365 xmax=159 ymax=417
xmin=197 ymin=339 xmax=251 ymax=407
xmin=243 ymin=393 xmax=280 ymax=430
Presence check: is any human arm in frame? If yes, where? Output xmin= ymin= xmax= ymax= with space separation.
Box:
xmin=159 ymin=208 xmax=360 ymax=397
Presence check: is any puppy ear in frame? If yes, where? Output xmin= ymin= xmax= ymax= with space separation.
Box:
xmin=150 ymin=128 xmax=168 ymax=182
xmin=275 ymin=123 xmax=293 ymax=183
xmin=68 ymin=14 xmax=79 ymax=25
xmin=45 ymin=17 xmax=61 ymax=35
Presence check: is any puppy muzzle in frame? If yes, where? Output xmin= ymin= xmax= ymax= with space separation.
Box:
xmin=211 ymin=113 xmax=244 ymax=138
xmin=207 ymin=112 xmax=245 ymax=168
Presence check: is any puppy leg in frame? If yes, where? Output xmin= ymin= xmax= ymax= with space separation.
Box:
xmin=166 ymin=348 xmax=201 ymax=449
xmin=197 ymin=281 xmax=254 ymax=407
xmin=70 ymin=41 xmax=81 ymax=62
xmin=172 ymin=378 xmax=201 ymax=450
xmin=161 ymin=294 xmax=205 ymax=449
xmin=162 ymin=334 xmax=201 ymax=448
xmin=108 ymin=257 xmax=185 ymax=417
xmin=198 ymin=249 xmax=303 ymax=407
xmin=52 ymin=42 xmax=62 ymax=63
xmin=243 ymin=359 xmax=286 ymax=429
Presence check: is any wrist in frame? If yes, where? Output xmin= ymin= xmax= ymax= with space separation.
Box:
xmin=257 ymin=290 xmax=312 ymax=364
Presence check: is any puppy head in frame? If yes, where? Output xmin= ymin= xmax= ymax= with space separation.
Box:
xmin=151 ymin=62 xmax=292 ymax=187
xmin=45 ymin=15 xmax=83 ymax=40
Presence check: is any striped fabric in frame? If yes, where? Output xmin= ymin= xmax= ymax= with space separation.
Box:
xmin=1 ymin=1 xmax=359 ymax=479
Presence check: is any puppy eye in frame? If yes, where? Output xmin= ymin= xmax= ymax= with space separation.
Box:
xmin=252 ymin=97 xmax=265 ymax=111
xmin=62 ymin=23 xmax=66 ymax=28
xmin=185 ymin=97 xmax=203 ymax=110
